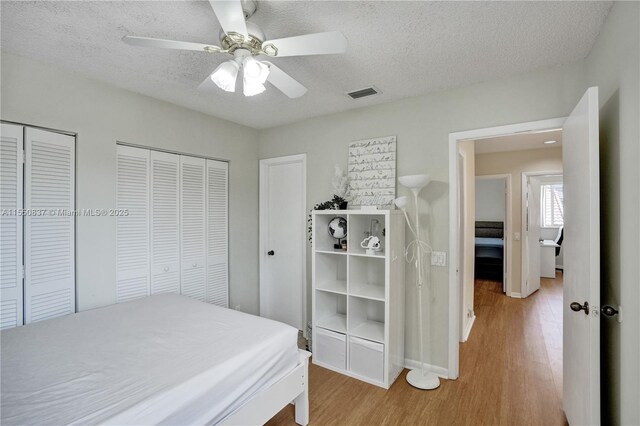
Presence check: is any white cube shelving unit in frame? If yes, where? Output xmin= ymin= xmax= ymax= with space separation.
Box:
xmin=312 ymin=210 xmax=405 ymax=388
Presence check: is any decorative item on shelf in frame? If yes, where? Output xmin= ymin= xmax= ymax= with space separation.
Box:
xmin=395 ymin=173 xmax=440 ymax=391
xmin=360 ymin=236 xmax=382 ymax=255
xmin=332 ymin=165 xmax=351 ymax=209
xmin=307 ymin=195 xmax=349 ymax=243
xmin=328 ymin=217 xmax=348 ymax=249
xmin=348 ymin=135 xmax=397 ymax=209
xmin=341 ymin=241 xmax=348 ymax=251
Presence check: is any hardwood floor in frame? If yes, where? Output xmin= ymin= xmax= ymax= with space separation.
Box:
xmin=267 ymin=272 xmax=566 ymax=426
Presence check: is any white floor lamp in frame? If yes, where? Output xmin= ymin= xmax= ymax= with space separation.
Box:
xmin=395 ymin=174 xmax=440 ymax=390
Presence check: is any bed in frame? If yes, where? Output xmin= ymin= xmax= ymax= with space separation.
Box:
xmin=0 ymin=294 xmax=310 ymax=426
xmin=475 ymin=221 xmax=504 ymax=282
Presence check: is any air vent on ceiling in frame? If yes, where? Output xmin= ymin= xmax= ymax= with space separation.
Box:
xmin=347 ymin=87 xmax=380 ymax=99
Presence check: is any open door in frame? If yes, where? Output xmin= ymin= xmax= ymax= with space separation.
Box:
xmin=524 ymin=175 xmax=542 ymax=297
xmin=562 ymin=87 xmax=600 ymax=425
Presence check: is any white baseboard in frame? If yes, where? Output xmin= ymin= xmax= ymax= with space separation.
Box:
xmin=508 ymin=292 xmax=522 ymax=298
xmin=461 ymin=314 xmax=476 ymax=342
xmin=404 ymin=358 xmax=449 ymax=379
xmin=556 ymin=265 xmax=564 ymax=270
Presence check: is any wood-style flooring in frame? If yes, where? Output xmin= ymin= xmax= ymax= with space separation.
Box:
xmin=267 ymin=272 xmax=566 ymax=426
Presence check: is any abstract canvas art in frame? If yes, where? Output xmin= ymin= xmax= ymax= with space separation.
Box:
xmin=347 ymin=135 xmax=397 ymax=208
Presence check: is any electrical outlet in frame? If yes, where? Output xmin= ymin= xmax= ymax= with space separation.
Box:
xmin=431 ymin=251 xmax=447 ymax=266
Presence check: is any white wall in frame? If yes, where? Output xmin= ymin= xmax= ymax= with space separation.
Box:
xmin=475 ymin=178 xmax=505 ymax=221
xmin=259 ymin=60 xmax=588 ymax=369
xmin=0 ymin=51 xmax=261 ymax=315
xmin=586 ymin=2 xmax=640 ymax=424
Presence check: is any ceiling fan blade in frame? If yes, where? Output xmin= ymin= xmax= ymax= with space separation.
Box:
xmin=265 ymin=62 xmax=307 ymax=98
xmin=263 ymin=31 xmax=347 ymax=57
xmin=209 ymin=0 xmax=248 ymax=39
xmin=123 ymin=35 xmax=221 ymax=52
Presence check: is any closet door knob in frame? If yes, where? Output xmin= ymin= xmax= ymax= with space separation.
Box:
xmin=192 ymin=263 xmax=198 ymax=268
xmin=163 ymin=266 xmax=169 ymax=272
xmin=268 ymin=250 xmax=275 ymax=256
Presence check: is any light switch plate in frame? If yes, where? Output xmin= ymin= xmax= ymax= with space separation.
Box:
xmin=431 ymin=251 xmax=447 ymax=266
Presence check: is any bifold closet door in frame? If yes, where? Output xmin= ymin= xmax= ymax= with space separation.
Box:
xmin=0 ymin=124 xmax=24 ymax=328
xmin=180 ymin=156 xmax=206 ymax=301
xmin=24 ymin=127 xmax=75 ymax=324
xmin=206 ymin=159 xmax=229 ymax=307
xmin=116 ymin=146 xmax=150 ymax=302
xmin=150 ymin=150 xmax=180 ymax=294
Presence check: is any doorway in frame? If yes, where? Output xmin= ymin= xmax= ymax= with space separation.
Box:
xmin=259 ymin=154 xmax=307 ymax=332
xmin=449 ymin=88 xmax=601 ymax=424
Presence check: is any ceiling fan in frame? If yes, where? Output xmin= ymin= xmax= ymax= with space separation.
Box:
xmin=123 ymin=0 xmax=348 ymax=98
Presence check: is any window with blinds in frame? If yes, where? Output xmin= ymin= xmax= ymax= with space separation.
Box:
xmin=115 ymin=145 xmax=229 ymax=308
xmin=541 ymin=183 xmax=564 ymax=227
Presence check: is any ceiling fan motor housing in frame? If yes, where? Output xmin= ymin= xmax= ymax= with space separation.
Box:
xmin=219 ymin=21 xmax=266 ymax=54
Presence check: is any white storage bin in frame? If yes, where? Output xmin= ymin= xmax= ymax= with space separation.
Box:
xmin=315 ymin=327 xmax=347 ymax=371
xmin=349 ymin=336 xmax=384 ymax=383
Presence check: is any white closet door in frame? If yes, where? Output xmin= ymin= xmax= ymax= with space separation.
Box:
xmin=180 ymin=156 xmax=206 ymax=301
xmin=24 ymin=127 xmax=75 ymax=324
xmin=206 ymin=159 xmax=229 ymax=307
xmin=0 ymin=124 xmax=24 ymax=329
xmin=116 ymin=146 xmax=150 ymax=302
xmin=150 ymin=150 xmax=180 ymax=294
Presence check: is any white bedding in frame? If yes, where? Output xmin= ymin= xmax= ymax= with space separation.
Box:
xmin=1 ymin=294 xmax=299 ymax=425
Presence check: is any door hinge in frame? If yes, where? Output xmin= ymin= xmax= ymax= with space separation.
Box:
xmin=22 ymin=151 xmax=26 ymax=164
xmin=21 ymin=265 xmax=25 ymax=279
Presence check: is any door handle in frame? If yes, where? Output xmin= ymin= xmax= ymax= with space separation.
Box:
xmin=570 ymin=301 xmax=589 ymax=315
xmin=601 ymin=305 xmax=619 ymax=317
xmin=267 ymin=250 xmax=275 ymax=256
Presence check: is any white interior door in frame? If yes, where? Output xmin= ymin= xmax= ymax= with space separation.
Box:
xmin=180 ymin=155 xmax=206 ymax=301
xmin=0 ymin=123 xmax=24 ymax=328
xmin=524 ymin=175 xmax=541 ymax=297
xmin=457 ymin=152 xmax=466 ymax=339
xmin=205 ymin=159 xmax=229 ymax=307
xmin=259 ymin=155 xmax=306 ymax=330
xmin=150 ymin=150 xmax=180 ymax=295
xmin=116 ymin=145 xmax=150 ymax=303
xmin=24 ymin=127 xmax=75 ymax=324
xmin=562 ymin=86 xmax=600 ymax=425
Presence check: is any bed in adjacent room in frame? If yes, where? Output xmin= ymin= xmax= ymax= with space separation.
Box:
xmin=0 ymin=294 xmax=310 ymax=426
xmin=474 ymin=221 xmax=505 ymax=282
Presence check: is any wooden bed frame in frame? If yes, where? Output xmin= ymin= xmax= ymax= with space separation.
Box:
xmin=222 ymin=350 xmax=311 ymax=426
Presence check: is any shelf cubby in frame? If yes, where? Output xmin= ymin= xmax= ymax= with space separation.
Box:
xmin=348 ymin=256 xmax=385 ymax=301
xmin=313 ymin=213 xmax=347 ymax=252
xmin=348 ymin=296 xmax=385 ymax=343
xmin=347 ymin=214 xmax=386 ymax=257
xmin=315 ymin=253 xmax=347 ymax=294
xmin=315 ymin=291 xmax=347 ymax=334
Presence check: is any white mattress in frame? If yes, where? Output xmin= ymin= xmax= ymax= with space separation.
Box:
xmin=1 ymin=294 xmax=299 ymax=425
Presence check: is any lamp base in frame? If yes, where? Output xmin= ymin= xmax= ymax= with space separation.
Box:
xmin=406 ymin=369 xmax=441 ymax=390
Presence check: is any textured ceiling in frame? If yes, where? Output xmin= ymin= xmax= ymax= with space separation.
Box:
xmin=0 ymin=1 xmax=611 ymax=129
xmin=475 ymin=129 xmax=562 ymax=154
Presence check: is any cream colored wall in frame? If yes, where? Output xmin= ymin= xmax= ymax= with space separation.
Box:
xmin=586 ymin=2 xmax=640 ymax=424
xmin=475 ymin=147 xmax=562 ymax=296
xmin=0 ymin=51 xmax=261 ymax=314
xmin=458 ymin=141 xmax=475 ymax=335
xmin=259 ymin=61 xmax=587 ymax=368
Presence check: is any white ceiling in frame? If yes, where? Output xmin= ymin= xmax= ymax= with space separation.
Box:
xmin=0 ymin=1 xmax=611 ymax=129
xmin=474 ymin=129 xmax=562 ymax=154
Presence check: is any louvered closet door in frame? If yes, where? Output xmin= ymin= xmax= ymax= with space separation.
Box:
xmin=24 ymin=128 xmax=75 ymax=324
xmin=150 ymin=151 xmax=180 ymax=294
xmin=116 ymin=146 xmax=150 ymax=302
xmin=0 ymin=124 xmax=24 ymax=329
xmin=180 ymin=156 xmax=206 ymax=301
xmin=206 ymin=160 xmax=229 ymax=307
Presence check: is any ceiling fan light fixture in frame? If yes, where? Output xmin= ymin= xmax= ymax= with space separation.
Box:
xmin=243 ymin=78 xmax=266 ymax=96
xmin=242 ymin=57 xmax=270 ymax=84
xmin=211 ymin=60 xmax=239 ymax=92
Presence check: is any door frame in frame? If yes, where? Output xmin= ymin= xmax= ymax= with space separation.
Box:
xmin=259 ymin=154 xmax=307 ymax=335
xmin=447 ymin=117 xmax=565 ymax=379
xmin=475 ymin=174 xmax=512 ymax=296
xmin=521 ymin=171 xmax=563 ymax=298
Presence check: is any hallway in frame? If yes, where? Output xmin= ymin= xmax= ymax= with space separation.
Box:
xmin=268 ymin=272 xmax=567 ymax=425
